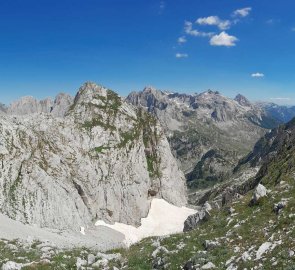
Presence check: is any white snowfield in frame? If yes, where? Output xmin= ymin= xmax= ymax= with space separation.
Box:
xmin=95 ymin=199 xmax=196 ymax=246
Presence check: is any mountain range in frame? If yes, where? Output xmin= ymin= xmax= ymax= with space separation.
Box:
xmin=126 ymin=87 xmax=286 ymax=190
xmin=1 ymin=82 xmax=295 ymax=269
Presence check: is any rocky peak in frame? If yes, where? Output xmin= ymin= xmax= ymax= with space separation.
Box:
xmin=207 ymin=89 xmax=220 ymax=95
xmin=234 ymin=94 xmax=252 ymax=107
xmin=126 ymin=87 xmax=168 ymax=112
xmin=51 ymin=93 xmax=74 ymax=117
xmin=8 ymin=96 xmax=53 ymax=115
xmin=73 ymin=82 xmax=108 ymax=105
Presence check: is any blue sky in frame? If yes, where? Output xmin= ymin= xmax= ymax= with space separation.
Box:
xmin=1 ymin=0 xmax=295 ymax=105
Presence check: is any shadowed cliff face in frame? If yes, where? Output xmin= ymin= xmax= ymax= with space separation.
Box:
xmin=126 ymin=88 xmax=280 ymax=190
xmin=0 ymin=82 xmax=187 ymax=230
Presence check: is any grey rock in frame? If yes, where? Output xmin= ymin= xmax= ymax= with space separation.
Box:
xmin=87 ymin=254 xmax=96 ymax=265
xmin=96 ymin=252 xmax=121 ymax=261
xmin=0 ymin=82 xmax=187 ymax=231
xmin=51 ymin=93 xmax=73 ymax=117
xmin=273 ymin=201 xmax=287 ymax=215
xmin=76 ymin=257 xmax=87 ymax=269
xmin=234 ymin=94 xmax=252 ymax=107
xmin=92 ymin=258 xmax=108 ymax=268
xmin=152 ymin=246 xmax=169 ymax=258
xmin=252 ymin=184 xmax=267 ymax=204
xmin=204 ymin=240 xmax=220 ymax=250
xmin=183 ymin=210 xmax=210 ymax=232
xmin=1 ymin=261 xmax=23 ymax=270
xmin=201 ymin=262 xmax=216 ymax=269
xmin=8 ymin=96 xmax=53 ymax=115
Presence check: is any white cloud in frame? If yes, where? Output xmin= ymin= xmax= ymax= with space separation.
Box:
xmin=178 ymin=36 xmax=187 ymax=44
xmin=159 ymin=1 xmax=165 ymax=10
xmin=196 ymin=16 xmax=231 ymax=30
xmin=270 ymin=97 xmax=291 ymax=101
xmin=209 ymin=31 xmax=238 ymax=47
xmin=291 ymin=27 xmax=295 ymax=31
xmin=233 ymin=7 xmax=252 ymax=18
xmin=184 ymin=21 xmax=214 ymax=37
xmin=176 ymin=53 xmax=188 ymax=58
xmin=251 ymin=72 xmax=265 ymax=78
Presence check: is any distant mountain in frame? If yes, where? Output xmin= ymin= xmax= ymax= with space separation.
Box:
xmin=0 ymin=103 xmax=7 ymax=114
xmin=259 ymin=102 xmax=295 ymax=123
xmin=127 ymin=88 xmax=281 ymax=189
xmin=6 ymin=93 xmax=74 ymax=117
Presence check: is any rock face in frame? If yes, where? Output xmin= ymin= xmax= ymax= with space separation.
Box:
xmin=51 ymin=93 xmax=74 ymax=117
xmin=8 ymin=96 xmax=53 ymax=115
xmin=7 ymin=93 xmax=73 ymax=117
xmin=126 ymin=88 xmax=280 ymax=190
xmin=0 ymin=82 xmax=187 ymax=230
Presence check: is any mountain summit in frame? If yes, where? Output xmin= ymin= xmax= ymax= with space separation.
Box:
xmin=234 ymin=93 xmax=252 ymax=107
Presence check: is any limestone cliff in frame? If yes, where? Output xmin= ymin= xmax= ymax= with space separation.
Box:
xmin=0 ymin=82 xmax=187 ymax=230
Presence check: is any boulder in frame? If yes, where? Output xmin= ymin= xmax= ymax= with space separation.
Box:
xmin=251 ymin=184 xmax=267 ymax=204
xmin=204 ymin=240 xmax=220 ymax=250
xmin=201 ymin=262 xmax=216 ymax=269
xmin=273 ymin=201 xmax=287 ymax=215
xmin=183 ymin=210 xmax=210 ymax=232
xmin=76 ymin=258 xmax=87 ymax=269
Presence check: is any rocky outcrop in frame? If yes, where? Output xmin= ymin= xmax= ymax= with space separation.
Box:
xmin=183 ymin=209 xmax=210 ymax=232
xmin=0 ymin=82 xmax=187 ymax=231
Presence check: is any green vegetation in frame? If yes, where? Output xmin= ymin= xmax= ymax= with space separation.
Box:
xmin=8 ymin=164 xmax=23 ymax=202
xmin=93 ymin=145 xmax=111 ymax=153
xmin=82 ymin=118 xmax=116 ymax=131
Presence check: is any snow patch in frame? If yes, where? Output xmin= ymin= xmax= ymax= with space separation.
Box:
xmin=95 ymin=199 xmax=196 ymax=246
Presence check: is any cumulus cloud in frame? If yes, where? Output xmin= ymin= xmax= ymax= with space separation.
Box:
xmin=233 ymin=7 xmax=252 ymax=18
xmin=196 ymin=16 xmax=231 ymax=30
xmin=176 ymin=53 xmax=188 ymax=58
xmin=209 ymin=31 xmax=238 ymax=47
xmin=184 ymin=21 xmax=214 ymax=37
xmin=178 ymin=36 xmax=187 ymax=44
xmin=251 ymin=73 xmax=265 ymax=78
